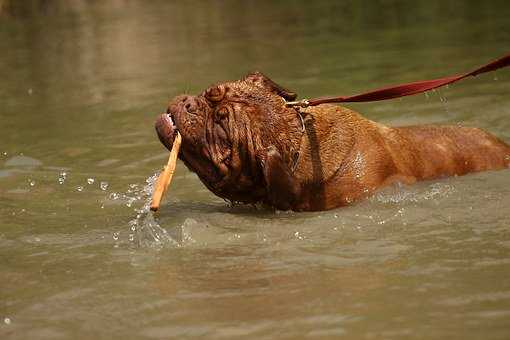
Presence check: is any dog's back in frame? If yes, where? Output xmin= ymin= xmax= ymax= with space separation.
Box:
xmin=387 ymin=125 xmax=510 ymax=180
xmin=291 ymin=105 xmax=510 ymax=210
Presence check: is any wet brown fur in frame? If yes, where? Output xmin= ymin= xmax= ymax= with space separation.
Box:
xmin=292 ymin=105 xmax=510 ymax=210
xmin=155 ymin=73 xmax=510 ymax=211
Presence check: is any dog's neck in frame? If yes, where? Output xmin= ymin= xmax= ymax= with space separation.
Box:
xmin=292 ymin=105 xmax=357 ymax=184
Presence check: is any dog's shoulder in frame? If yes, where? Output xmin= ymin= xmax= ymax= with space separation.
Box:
xmin=292 ymin=104 xmax=364 ymax=183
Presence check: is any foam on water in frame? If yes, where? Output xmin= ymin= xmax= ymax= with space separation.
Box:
xmin=372 ymin=182 xmax=456 ymax=204
xmin=114 ymin=174 xmax=461 ymax=250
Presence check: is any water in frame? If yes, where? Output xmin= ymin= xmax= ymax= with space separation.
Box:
xmin=1 ymin=1 xmax=510 ymax=339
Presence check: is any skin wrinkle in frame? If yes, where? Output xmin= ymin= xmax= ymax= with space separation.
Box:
xmin=205 ymin=109 xmax=225 ymax=175
xmin=229 ymin=104 xmax=241 ymax=181
xmin=243 ymin=113 xmax=258 ymax=181
xmin=156 ymin=73 xmax=510 ymax=211
xmin=303 ymin=114 xmax=325 ymax=208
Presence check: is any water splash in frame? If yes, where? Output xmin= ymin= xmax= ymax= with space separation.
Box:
xmin=58 ymin=171 xmax=67 ymax=184
xmin=436 ymin=88 xmax=452 ymax=117
xmin=127 ymin=173 xmax=178 ymax=248
xmin=373 ymin=182 xmax=455 ymax=204
xmin=100 ymin=181 xmax=109 ymax=191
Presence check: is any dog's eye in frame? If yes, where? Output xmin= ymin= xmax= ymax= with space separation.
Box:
xmin=205 ymin=85 xmax=226 ymax=102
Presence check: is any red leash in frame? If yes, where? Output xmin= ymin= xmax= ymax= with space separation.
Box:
xmin=286 ymin=53 xmax=510 ymax=108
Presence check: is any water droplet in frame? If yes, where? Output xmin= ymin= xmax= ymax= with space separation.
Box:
xmin=129 ymin=234 xmax=134 ymax=242
xmin=28 ymin=88 xmax=33 ymax=95
xmin=76 ymin=186 xmax=84 ymax=192
xmin=334 ymin=214 xmax=338 ymax=219
xmin=4 ymin=317 xmax=11 ymax=325
xmin=126 ymin=197 xmax=136 ymax=207
xmin=100 ymin=181 xmax=109 ymax=191
xmin=112 ymin=232 xmax=119 ymax=241
xmin=58 ymin=171 xmax=67 ymax=184
xmin=29 ymin=180 xmax=35 ymax=187
xmin=2 ymin=152 xmax=7 ymax=156
xmin=87 ymin=178 xmax=95 ymax=185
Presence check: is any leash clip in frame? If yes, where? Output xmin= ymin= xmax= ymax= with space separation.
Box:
xmin=285 ymin=99 xmax=310 ymax=108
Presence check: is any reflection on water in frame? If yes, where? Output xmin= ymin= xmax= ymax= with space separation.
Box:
xmin=1 ymin=1 xmax=510 ymax=339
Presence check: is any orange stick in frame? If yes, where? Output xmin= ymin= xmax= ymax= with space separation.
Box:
xmin=150 ymin=132 xmax=182 ymax=211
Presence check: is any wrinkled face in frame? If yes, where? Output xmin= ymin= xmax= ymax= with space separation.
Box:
xmin=155 ymin=73 xmax=298 ymax=203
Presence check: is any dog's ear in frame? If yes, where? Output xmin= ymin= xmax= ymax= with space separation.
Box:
xmin=243 ymin=71 xmax=297 ymax=101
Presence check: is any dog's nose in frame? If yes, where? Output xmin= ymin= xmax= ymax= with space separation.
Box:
xmin=181 ymin=95 xmax=198 ymax=114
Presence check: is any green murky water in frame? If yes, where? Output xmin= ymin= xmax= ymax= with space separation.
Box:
xmin=1 ymin=1 xmax=510 ymax=339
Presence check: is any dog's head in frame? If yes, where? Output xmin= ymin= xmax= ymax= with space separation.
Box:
xmin=155 ymin=72 xmax=302 ymax=203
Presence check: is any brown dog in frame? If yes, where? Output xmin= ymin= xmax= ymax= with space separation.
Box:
xmin=155 ymin=72 xmax=510 ymax=211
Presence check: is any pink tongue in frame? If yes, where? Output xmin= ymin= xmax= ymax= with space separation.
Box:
xmin=155 ymin=114 xmax=177 ymax=151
